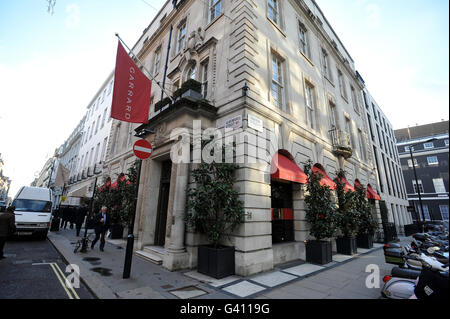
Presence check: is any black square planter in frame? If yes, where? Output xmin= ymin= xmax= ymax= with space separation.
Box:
xmin=336 ymin=237 xmax=357 ymax=255
xmin=306 ymin=241 xmax=332 ymax=265
xmin=110 ymin=224 xmax=124 ymax=239
xmin=356 ymin=234 xmax=374 ymax=249
xmin=197 ymin=245 xmax=235 ymax=279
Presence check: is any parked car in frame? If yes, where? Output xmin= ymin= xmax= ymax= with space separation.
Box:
xmin=11 ymin=186 xmax=53 ymax=240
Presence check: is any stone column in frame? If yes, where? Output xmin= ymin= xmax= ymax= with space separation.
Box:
xmin=163 ymin=162 xmax=190 ymax=271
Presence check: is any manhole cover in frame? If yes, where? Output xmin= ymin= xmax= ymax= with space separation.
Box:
xmin=90 ymin=267 xmax=112 ymax=276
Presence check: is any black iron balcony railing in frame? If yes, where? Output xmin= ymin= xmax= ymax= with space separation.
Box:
xmin=329 ymin=127 xmax=353 ymax=159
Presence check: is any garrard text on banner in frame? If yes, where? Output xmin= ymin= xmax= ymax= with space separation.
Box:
xmin=111 ymin=41 xmax=152 ymax=124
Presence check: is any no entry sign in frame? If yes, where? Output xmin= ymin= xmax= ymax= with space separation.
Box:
xmin=133 ymin=139 xmax=153 ymax=160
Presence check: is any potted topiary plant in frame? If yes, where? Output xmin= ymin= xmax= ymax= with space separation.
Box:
xmin=334 ymin=171 xmax=359 ymax=255
xmin=304 ymin=161 xmax=338 ymax=265
xmin=185 ymin=146 xmax=245 ymax=279
xmin=355 ymin=184 xmax=378 ymax=248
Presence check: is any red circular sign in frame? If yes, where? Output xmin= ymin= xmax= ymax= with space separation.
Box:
xmin=133 ymin=139 xmax=153 ymax=159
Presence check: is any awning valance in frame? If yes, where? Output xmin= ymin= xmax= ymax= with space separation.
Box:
xmin=367 ymin=185 xmax=381 ymax=201
xmin=354 ymin=181 xmax=381 ymax=201
xmin=271 ymin=154 xmax=308 ymax=184
xmin=312 ymin=166 xmax=337 ymax=190
xmin=67 ymin=185 xmax=88 ymax=198
xmin=339 ymin=177 xmax=355 ymax=192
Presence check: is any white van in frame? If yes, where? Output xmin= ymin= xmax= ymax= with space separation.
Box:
xmin=11 ymin=186 xmax=53 ymax=239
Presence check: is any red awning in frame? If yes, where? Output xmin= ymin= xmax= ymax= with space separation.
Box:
xmin=367 ymin=185 xmax=381 ymax=201
xmin=339 ymin=177 xmax=355 ymax=192
xmin=354 ymin=180 xmax=363 ymax=189
xmin=271 ymin=154 xmax=308 ymax=184
xmin=111 ymin=174 xmax=126 ymax=190
xmin=312 ymin=166 xmax=337 ymax=190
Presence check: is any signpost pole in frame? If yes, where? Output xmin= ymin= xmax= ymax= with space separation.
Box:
xmin=123 ymin=159 xmax=142 ymax=279
xmin=123 ymin=139 xmax=152 ymax=279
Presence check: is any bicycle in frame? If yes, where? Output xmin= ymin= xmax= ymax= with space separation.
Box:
xmin=73 ymin=233 xmax=94 ymax=253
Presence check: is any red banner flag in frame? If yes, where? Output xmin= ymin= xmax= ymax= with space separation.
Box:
xmin=111 ymin=41 xmax=151 ymax=124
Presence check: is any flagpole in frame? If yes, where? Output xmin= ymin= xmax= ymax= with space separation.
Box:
xmin=115 ymin=33 xmax=174 ymax=103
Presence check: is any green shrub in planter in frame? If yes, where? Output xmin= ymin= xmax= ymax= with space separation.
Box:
xmin=304 ymin=161 xmax=338 ymax=264
xmin=186 ymin=143 xmax=245 ymax=278
xmin=181 ymin=79 xmax=202 ymax=93
xmin=334 ymin=171 xmax=359 ymax=255
xmin=355 ymin=184 xmax=378 ymax=248
xmin=154 ymin=97 xmax=172 ymax=112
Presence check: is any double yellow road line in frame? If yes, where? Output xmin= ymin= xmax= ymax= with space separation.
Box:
xmin=49 ymin=262 xmax=80 ymax=300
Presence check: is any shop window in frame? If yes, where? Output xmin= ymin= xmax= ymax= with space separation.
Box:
xmin=271 ymin=181 xmax=294 ymax=244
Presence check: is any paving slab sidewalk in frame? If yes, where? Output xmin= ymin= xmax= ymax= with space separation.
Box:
xmin=47 ymin=229 xmax=232 ymax=299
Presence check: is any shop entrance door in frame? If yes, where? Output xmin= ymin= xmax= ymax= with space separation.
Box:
xmin=154 ymin=160 xmax=172 ymax=246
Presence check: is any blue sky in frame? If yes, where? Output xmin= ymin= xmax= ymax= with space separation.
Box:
xmin=0 ymin=0 xmax=449 ymax=197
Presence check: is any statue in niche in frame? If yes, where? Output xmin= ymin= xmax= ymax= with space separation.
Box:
xmin=187 ymin=27 xmax=204 ymax=52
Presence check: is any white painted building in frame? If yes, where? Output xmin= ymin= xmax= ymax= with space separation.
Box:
xmin=66 ymin=71 xmax=114 ymax=201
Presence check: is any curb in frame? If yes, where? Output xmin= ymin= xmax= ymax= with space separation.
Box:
xmin=47 ymin=232 xmax=118 ymax=299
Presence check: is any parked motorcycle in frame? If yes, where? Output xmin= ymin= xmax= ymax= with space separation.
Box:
xmin=381 ymin=250 xmax=448 ymax=299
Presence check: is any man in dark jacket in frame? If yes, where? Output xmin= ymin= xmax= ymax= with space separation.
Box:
xmin=91 ymin=206 xmax=111 ymax=251
xmin=0 ymin=206 xmax=16 ymax=259
xmin=75 ymin=205 xmax=88 ymax=237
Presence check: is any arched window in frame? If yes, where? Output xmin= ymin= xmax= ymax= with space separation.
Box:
xmin=185 ymin=63 xmax=197 ymax=81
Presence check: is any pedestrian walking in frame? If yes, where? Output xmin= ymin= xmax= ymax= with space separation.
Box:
xmin=0 ymin=206 xmax=16 ymax=259
xmin=91 ymin=206 xmax=110 ymax=252
xmin=75 ymin=205 xmax=88 ymax=237
xmin=60 ymin=206 xmax=69 ymax=229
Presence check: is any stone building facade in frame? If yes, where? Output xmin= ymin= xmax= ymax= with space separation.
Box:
xmin=129 ymin=0 xmax=383 ymax=276
xmin=362 ymin=88 xmax=412 ymax=235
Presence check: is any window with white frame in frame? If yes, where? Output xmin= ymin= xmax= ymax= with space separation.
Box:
xmin=417 ymin=204 xmax=431 ymax=220
xmin=427 ymin=156 xmax=439 ymax=166
xmin=358 ymin=130 xmax=367 ymax=161
xmin=407 ymin=159 xmax=418 ymax=167
xmin=101 ymin=108 xmax=107 ymax=129
xmin=268 ymin=0 xmax=279 ymax=25
xmin=445 ymin=139 xmax=449 ymax=146
xmin=328 ymin=101 xmax=337 ymax=130
xmin=351 ymin=86 xmax=360 ymax=113
xmin=433 ymin=178 xmax=446 ymax=193
xmin=424 ymin=142 xmax=434 ymax=149
xmin=209 ymin=0 xmax=222 ymax=23
xmin=440 ymin=205 xmax=449 ymax=221
xmin=271 ymin=54 xmax=284 ymax=109
xmin=299 ymin=22 xmax=309 ymax=58
xmin=405 ymin=145 xmax=414 ymax=152
xmin=94 ymin=143 xmax=100 ymax=164
xmin=321 ymin=49 xmax=331 ymax=80
xmin=100 ymin=137 xmax=108 ymax=162
xmin=412 ymin=179 xmax=424 ymax=194
xmin=185 ymin=63 xmax=197 ymax=81
xmin=338 ymin=70 xmax=347 ymax=100
xmin=95 ymin=115 xmax=101 ymax=134
xmin=304 ymin=82 xmax=315 ymax=129
xmin=345 ymin=117 xmax=353 ymax=148
xmin=176 ymin=23 xmax=187 ymax=53
xmin=153 ymin=48 xmax=161 ymax=75
xmin=201 ymin=60 xmax=209 ymax=98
